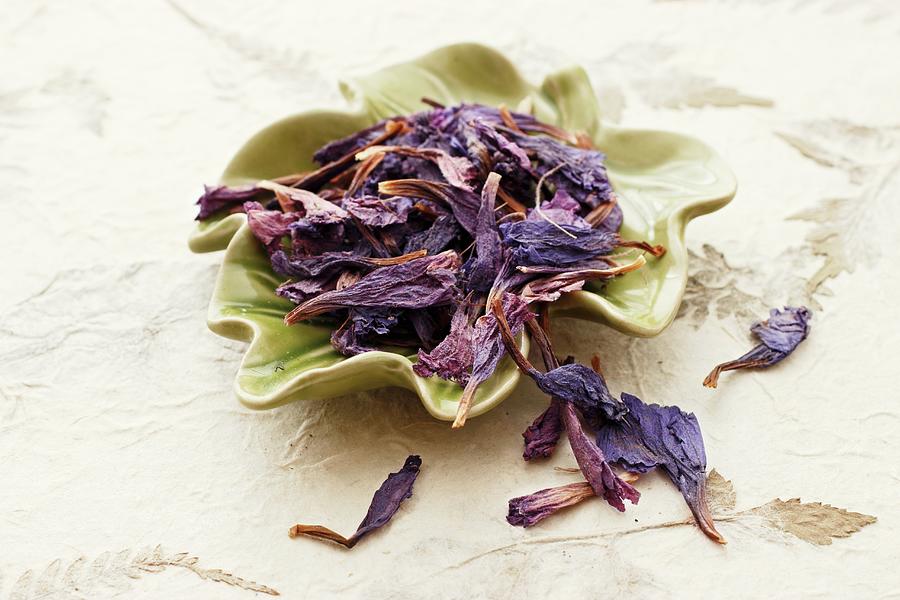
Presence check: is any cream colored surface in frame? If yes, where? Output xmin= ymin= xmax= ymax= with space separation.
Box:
xmin=2 ymin=1 xmax=899 ymax=598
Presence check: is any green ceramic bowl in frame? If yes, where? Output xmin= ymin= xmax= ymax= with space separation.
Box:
xmin=189 ymin=43 xmax=736 ymax=420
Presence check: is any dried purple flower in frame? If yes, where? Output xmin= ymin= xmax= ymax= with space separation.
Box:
xmin=562 ymin=398 xmax=640 ymax=512
xmin=243 ymin=201 xmax=300 ymax=252
xmin=526 ymin=189 xmax=590 ymax=228
xmin=490 ymin=300 xmax=639 ymax=511
xmin=596 ymin=393 xmax=725 ymax=543
xmin=510 ymin=132 xmax=615 ymax=207
xmin=507 ymin=481 xmax=595 ymax=527
xmin=195 ymin=184 xmax=267 ymax=220
xmin=704 ymin=306 xmax=812 ymax=388
xmin=289 ymin=455 xmax=421 ymax=548
xmin=451 ymin=292 xmax=534 ymax=428
xmin=342 ymin=195 xmax=416 ymax=227
xmin=270 ymin=249 xmax=426 ymax=280
xmin=258 ymin=181 xmax=349 ymax=225
xmin=402 ymin=215 xmax=461 ymax=255
xmin=499 ymin=220 xmax=620 ymax=267
xmin=284 ymin=251 xmax=460 ymax=324
xmin=357 ymin=145 xmax=479 ymax=191
xmin=378 ymin=179 xmax=480 ymax=235
xmin=533 ymin=363 xmax=627 ymax=424
xmin=413 ymin=301 xmax=477 ymax=384
xmin=331 ymin=308 xmax=400 ymax=356
xmin=522 ymin=399 xmax=562 ymax=461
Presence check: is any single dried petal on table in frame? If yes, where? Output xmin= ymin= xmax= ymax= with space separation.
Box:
xmin=507 ymin=469 xmax=643 ymax=527
xmin=289 ymin=455 xmax=422 ymax=548
xmin=704 ymin=306 xmax=812 ymax=388
xmin=597 ymin=393 xmax=725 ymax=544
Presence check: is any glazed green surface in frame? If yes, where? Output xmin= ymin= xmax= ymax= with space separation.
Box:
xmin=189 ymin=43 xmax=735 ymax=418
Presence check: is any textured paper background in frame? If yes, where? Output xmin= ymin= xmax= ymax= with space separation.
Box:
xmin=2 ymin=0 xmax=899 ymax=598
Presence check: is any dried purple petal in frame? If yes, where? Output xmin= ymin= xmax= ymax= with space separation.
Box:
xmin=276 ymin=276 xmax=335 ymax=304
xmin=526 ymin=189 xmax=590 ymax=228
xmin=596 ymin=393 xmax=725 ymax=543
xmin=196 ymin=184 xmax=267 ymax=220
xmin=451 ymin=292 xmax=534 ymax=428
xmin=591 ymin=201 xmax=624 ymax=234
xmin=562 ymin=401 xmax=640 ymax=512
xmin=342 ymin=195 xmax=415 ymax=227
xmin=511 ymin=132 xmax=615 ymax=206
xmin=357 ymin=145 xmax=479 ymax=190
xmin=499 ymin=220 xmax=620 ymax=266
xmin=243 ymin=201 xmax=299 ymax=252
xmin=402 ymin=215 xmax=461 ymax=255
xmin=258 ymin=181 xmax=349 ymax=225
xmin=378 ymin=179 xmax=480 ymax=235
xmin=414 ymin=301 xmax=477 ymax=384
xmin=331 ymin=308 xmax=400 ymax=356
xmin=507 ymin=481 xmax=595 ymax=527
xmin=289 ymin=455 xmax=421 ymax=548
xmin=533 ymin=363 xmax=627 ymax=425
xmin=488 ymin=303 xmax=638 ymax=511
xmin=284 ymin=251 xmax=460 ymax=324
xmin=518 ymin=256 xmax=647 ymax=303
xmin=522 ymin=399 xmax=562 ymax=460
xmin=463 ymin=172 xmax=503 ymax=293
xmin=704 ymin=306 xmax=812 ymax=388
xmin=270 ymin=249 xmax=425 ymax=279
xmin=313 ymin=120 xmax=395 ymax=165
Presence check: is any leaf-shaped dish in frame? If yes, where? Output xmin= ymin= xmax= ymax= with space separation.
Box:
xmin=189 ymin=43 xmax=736 ymax=419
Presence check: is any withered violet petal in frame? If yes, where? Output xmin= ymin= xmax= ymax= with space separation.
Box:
xmin=534 ymin=363 xmax=627 ymax=425
xmin=243 ymin=201 xmax=300 ymax=251
xmin=499 ymin=220 xmax=620 ymax=266
xmin=414 ymin=301 xmax=476 ymax=384
xmin=596 ymin=393 xmax=724 ymax=543
xmin=563 ymin=401 xmax=639 ymax=512
xmin=289 ymin=455 xmax=421 ymax=548
xmin=463 ymin=172 xmax=503 ymax=293
xmin=522 ymin=398 xmax=563 ymax=460
xmin=284 ymin=251 xmax=460 ymax=323
xmin=703 ymin=306 xmax=811 ymax=388
xmin=196 ymin=184 xmax=268 ymax=220
xmin=507 ymin=481 xmax=595 ymax=527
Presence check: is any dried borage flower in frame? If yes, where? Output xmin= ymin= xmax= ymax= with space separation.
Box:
xmin=704 ymin=306 xmax=811 ymax=388
xmin=196 ymin=101 xmax=809 ymax=548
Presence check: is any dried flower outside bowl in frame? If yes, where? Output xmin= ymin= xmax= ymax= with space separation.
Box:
xmin=189 ymin=43 xmax=736 ymax=420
